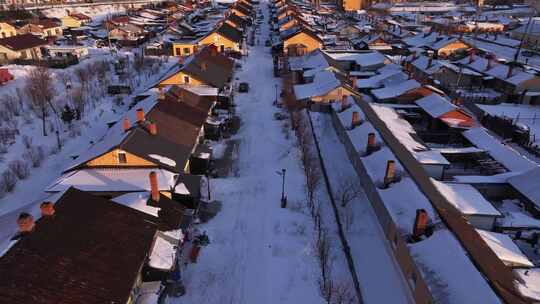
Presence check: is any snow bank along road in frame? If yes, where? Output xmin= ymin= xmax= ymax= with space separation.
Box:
xmin=311 ymin=112 xmax=413 ymax=304
xmin=172 ymin=2 xmax=323 ymax=304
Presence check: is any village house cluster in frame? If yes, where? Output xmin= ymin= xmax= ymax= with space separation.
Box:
xmin=0 ymin=0 xmax=255 ymax=302
xmin=269 ymin=0 xmax=540 ymax=303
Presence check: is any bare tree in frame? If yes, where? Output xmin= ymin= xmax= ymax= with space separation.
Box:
xmin=25 ymin=65 xmax=55 ymax=136
xmin=335 ymin=178 xmax=362 ymax=208
xmin=305 ymin=153 xmax=321 ymax=213
xmin=316 ymin=228 xmax=333 ymax=301
xmin=331 ymin=281 xmax=356 ymax=304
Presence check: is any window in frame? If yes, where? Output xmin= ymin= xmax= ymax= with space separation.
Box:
xmin=175 ymin=47 xmax=181 ymax=56
xmin=220 ymin=44 xmax=225 ymax=52
xmin=183 ymin=47 xmax=190 ymax=55
xmin=118 ymin=152 xmax=127 ymax=164
xmin=184 ymin=76 xmax=190 ymax=84
xmin=1 ymin=32 xmax=5 ymax=38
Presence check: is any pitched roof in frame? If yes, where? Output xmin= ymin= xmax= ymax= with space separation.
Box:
xmin=120 ymin=127 xmax=193 ymax=173
xmin=226 ymin=13 xmax=250 ymax=28
xmin=215 ymin=21 xmax=243 ymax=43
xmin=180 ymin=47 xmax=233 ymax=88
xmin=0 ymin=33 xmax=47 ymax=51
xmin=414 ymin=93 xmax=457 ymax=118
xmin=147 ymin=99 xmax=209 ymax=147
xmin=0 ymin=188 xmax=158 ymax=304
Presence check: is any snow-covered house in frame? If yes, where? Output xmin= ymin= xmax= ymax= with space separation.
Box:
xmin=0 ymin=33 xmax=47 ymax=62
xmin=323 ymin=50 xmax=388 ymax=72
xmin=508 ymin=167 xmax=540 ymax=217
xmin=414 ymin=93 xmax=475 ymax=129
xmin=293 ymin=69 xmax=356 ymax=104
xmin=198 ymin=22 xmax=243 ymax=53
xmin=158 ymin=45 xmax=234 ymax=89
xmin=433 ymin=181 xmax=502 ymax=230
xmin=370 ymin=79 xmax=421 ymax=102
xmin=280 ymin=26 xmax=323 ymax=56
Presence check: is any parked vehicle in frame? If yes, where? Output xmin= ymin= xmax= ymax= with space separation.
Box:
xmin=238 ymin=82 xmax=249 ymax=93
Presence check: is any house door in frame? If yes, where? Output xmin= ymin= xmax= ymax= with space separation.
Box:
xmin=220 ymin=44 xmax=225 ymax=52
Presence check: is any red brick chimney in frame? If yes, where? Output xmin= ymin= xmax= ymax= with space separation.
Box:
xmin=123 ymin=118 xmax=130 ymax=132
xmin=40 ymin=202 xmax=55 ymax=217
xmin=413 ymin=209 xmax=429 ymax=238
xmin=486 ymin=55 xmax=493 ymax=71
xmin=349 ymin=76 xmax=357 ymax=90
xmin=507 ymin=64 xmax=514 ymax=79
xmin=341 ymin=95 xmax=349 ymax=111
xmin=469 ymin=49 xmax=475 ymax=64
xmin=383 ymin=160 xmax=395 ymax=187
xmin=366 ymin=132 xmax=376 ymax=154
xmin=149 ymin=171 xmax=160 ymax=202
xmin=17 ymin=213 xmax=35 ymax=233
xmin=148 ymin=123 xmax=157 ymax=135
xmin=351 ymin=111 xmax=361 ymax=128
xmin=136 ymin=108 xmax=145 ymax=123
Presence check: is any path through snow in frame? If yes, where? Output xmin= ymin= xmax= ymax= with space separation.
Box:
xmin=170 ymin=2 xmax=323 ymax=303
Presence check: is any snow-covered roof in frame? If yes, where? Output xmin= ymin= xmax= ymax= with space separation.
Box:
xmin=288 ymin=49 xmax=329 ymax=71
xmin=47 ymin=168 xmax=179 ymax=193
xmin=463 ymin=128 xmax=536 ymax=172
xmin=371 ymin=104 xmax=449 ymax=165
xmin=135 ymin=281 xmax=162 ymax=304
xmin=371 ymin=79 xmax=420 ymax=100
xmin=178 ymin=85 xmax=218 ymax=96
xmin=148 ymin=232 xmax=177 ymax=270
xmin=357 ymin=67 xmax=406 ymax=89
xmin=112 ymin=192 xmax=159 ymax=217
xmin=323 ymin=51 xmax=386 ymax=70
xmin=415 ymin=93 xmax=457 ymax=118
xmin=293 ymin=70 xmax=342 ymax=100
xmin=432 ymin=181 xmax=501 ymax=216
xmin=477 ymin=230 xmax=534 ymax=268
xmin=409 ymin=229 xmax=502 ymax=304
xmin=508 ymin=167 xmax=540 ymax=209
xmin=64 ymin=93 xmax=159 ymax=172
xmin=410 ymin=55 xmax=442 ymax=75
xmin=515 ymin=268 xmax=540 ymax=301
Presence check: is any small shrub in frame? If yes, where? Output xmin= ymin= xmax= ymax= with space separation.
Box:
xmin=1 ymin=170 xmax=17 ymax=192
xmin=23 ymin=146 xmax=45 ymax=168
xmin=8 ymin=160 xmax=29 ymax=179
xmin=22 ymin=135 xmax=32 ymax=149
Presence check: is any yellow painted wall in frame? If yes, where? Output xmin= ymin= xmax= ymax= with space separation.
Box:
xmin=86 ymin=149 xmax=156 ymax=167
xmin=159 ymin=71 xmax=206 ymax=87
xmin=438 ymin=41 xmax=469 ymax=57
xmin=0 ymin=45 xmax=42 ymax=61
xmin=0 ymin=23 xmax=16 ymax=38
xmin=172 ymin=42 xmax=197 ymax=56
xmin=311 ymin=86 xmax=354 ymax=103
xmin=343 ymin=0 xmax=364 ymax=11
xmin=198 ymin=32 xmax=240 ymax=52
xmin=61 ymin=16 xmax=82 ymax=28
xmin=283 ymin=32 xmax=322 ymax=55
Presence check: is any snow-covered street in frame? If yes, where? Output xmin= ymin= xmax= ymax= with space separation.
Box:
xmin=170 ymin=3 xmax=323 ymax=303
